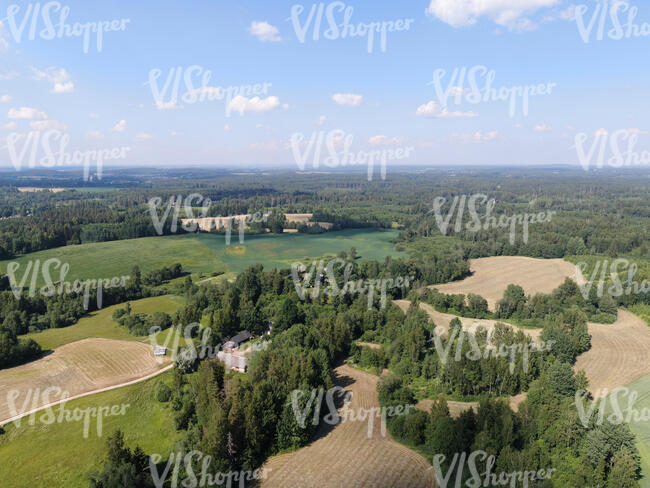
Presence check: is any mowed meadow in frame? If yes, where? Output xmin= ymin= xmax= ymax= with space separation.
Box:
xmin=0 ymin=373 xmax=181 ymax=488
xmin=0 ymin=229 xmax=404 ymax=287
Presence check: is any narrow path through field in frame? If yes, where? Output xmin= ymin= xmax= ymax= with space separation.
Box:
xmin=261 ymin=363 xmax=436 ymax=488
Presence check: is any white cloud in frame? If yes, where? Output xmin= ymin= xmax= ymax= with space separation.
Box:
xmin=2 ymin=122 xmax=17 ymax=130
xmin=250 ymin=141 xmax=282 ymax=151
xmin=90 ymin=113 xmax=100 ymax=119
xmin=594 ymin=128 xmax=608 ymax=137
xmin=170 ymin=130 xmax=178 ymax=137
xmin=368 ymin=135 xmax=405 ymax=146
xmin=0 ymin=95 xmax=10 ymax=103
xmin=566 ymin=125 xmax=575 ymax=131
xmin=8 ymin=107 xmax=47 ymax=119
xmin=135 ymin=132 xmax=154 ymax=140
xmin=0 ymin=70 xmax=18 ymax=80
xmin=30 ymin=120 xmax=67 ymax=131
xmin=315 ymin=115 xmax=327 ymax=126
xmin=228 ymin=95 xmax=280 ymax=115
xmin=425 ymin=0 xmax=560 ymax=29
xmin=0 ymin=21 xmax=10 ymax=53
xmin=450 ymin=130 xmax=499 ymax=143
xmin=31 ymin=66 xmax=74 ymax=93
xmin=52 ymin=82 xmax=74 ymax=94
xmin=155 ymin=101 xmax=183 ymax=110
xmin=224 ymin=124 xmax=232 ymax=131
xmin=625 ymin=128 xmax=648 ymax=135
xmin=86 ymin=130 xmax=104 ymax=138
xmin=416 ymin=100 xmax=477 ymax=118
xmin=249 ymin=21 xmax=282 ymax=42
xmin=111 ymin=120 xmax=127 ymax=132
xmin=534 ymin=124 xmax=552 ymax=132
xmin=332 ymin=93 xmax=363 ymax=107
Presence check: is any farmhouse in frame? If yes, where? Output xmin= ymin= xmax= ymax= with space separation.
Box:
xmin=153 ymin=346 xmax=167 ymax=356
xmin=217 ymin=351 xmax=248 ymax=373
xmin=224 ymin=331 xmax=252 ymax=352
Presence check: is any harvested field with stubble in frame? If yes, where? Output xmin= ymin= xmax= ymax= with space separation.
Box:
xmin=575 ymin=310 xmax=650 ymax=398
xmin=261 ymin=363 xmax=436 ymax=488
xmin=0 ymin=338 xmax=170 ymax=424
xmin=429 ymin=256 xmax=581 ymax=311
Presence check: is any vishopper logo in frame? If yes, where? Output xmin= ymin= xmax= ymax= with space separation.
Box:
xmin=432 ymin=450 xmax=556 ymax=488
xmin=5 ymin=258 xmax=130 ymax=310
xmin=575 ymin=258 xmax=650 ymax=299
xmin=149 ymin=450 xmax=271 ymax=488
xmin=427 ymin=65 xmax=556 ymax=118
xmin=144 ymin=65 xmax=273 ymax=115
xmin=573 ymin=128 xmax=650 ymax=170
xmin=290 ymin=129 xmax=414 ymax=181
xmin=290 ymin=386 xmax=414 ymax=438
xmin=429 ymin=194 xmax=556 ymax=245
xmin=2 ymin=129 xmax=130 ymax=181
xmin=429 ymin=325 xmax=554 ymax=375
xmin=3 ymin=2 xmax=130 ymax=53
xmin=575 ymin=387 xmax=650 ymax=427
xmin=147 ymin=193 xmax=267 ymax=245
xmin=291 ymin=257 xmax=414 ymax=309
xmin=574 ymin=1 xmax=650 ymax=43
xmin=288 ymin=2 xmax=414 ymax=53
xmin=147 ymin=323 xmax=270 ymax=365
xmin=4 ymin=387 xmax=129 ymax=438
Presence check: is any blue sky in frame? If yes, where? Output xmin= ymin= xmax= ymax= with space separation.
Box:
xmin=1 ymin=0 xmax=649 ymax=170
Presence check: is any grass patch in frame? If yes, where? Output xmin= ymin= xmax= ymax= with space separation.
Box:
xmin=0 ymin=372 xmax=181 ymax=488
xmin=628 ymin=304 xmax=650 ymax=327
xmin=21 ymin=295 xmax=185 ymax=350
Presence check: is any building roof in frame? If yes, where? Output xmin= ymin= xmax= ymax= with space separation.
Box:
xmin=229 ymin=331 xmax=252 ymax=345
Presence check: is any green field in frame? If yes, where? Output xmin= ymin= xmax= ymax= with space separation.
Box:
xmin=22 ymin=295 xmax=185 ymax=350
xmin=1 ymin=229 xmax=404 ymax=287
xmin=0 ymin=373 xmax=180 ymax=488
xmin=618 ymin=373 xmax=650 ymax=487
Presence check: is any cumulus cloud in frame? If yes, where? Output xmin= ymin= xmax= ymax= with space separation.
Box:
xmin=450 ymin=130 xmax=499 ymax=143
xmin=8 ymin=107 xmax=47 ymax=119
xmin=534 ymin=123 xmax=552 ymax=132
xmin=228 ymin=95 xmax=280 ymax=115
xmin=332 ymin=93 xmax=363 ymax=106
xmin=425 ymin=0 xmax=560 ymax=29
xmin=0 ymin=70 xmax=19 ymax=80
xmin=52 ymin=82 xmax=74 ymax=94
xmin=30 ymin=119 xmax=67 ymax=131
xmin=224 ymin=124 xmax=232 ymax=131
xmin=625 ymin=128 xmax=648 ymax=135
xmin=135 ymin=132 xmax=154 ymax=140
xmin=2 ymin=122 xmax=17 ymax=130
xmin=86 ymin=130 xmax=104 ymax=138
xmin=594 ymin=128 xmax=608 ymax=137
xmin=368 ymin=135 xmax=405 ymax=146
xmin=155 ymin=101 xmax=183 ymax=110
xmin=31 ymin=66 xmax=75 ymax=93
xmin=0 ymin=95 xmax=11 ymax=103
xmin=314 ymin=115 xmax=327 ymax=126
xmin=249 ymin=21 xmax=282 ymax=42
xmin=416 ymin=100 xmax=477 ymax=118
xmin=170 ymin=130 xmax=178 ymax=137
xmin=111 ymin=120 xmax=127 ymax=132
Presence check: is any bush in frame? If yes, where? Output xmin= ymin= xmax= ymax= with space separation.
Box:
xmin=155 ymin=382 xmax=172 ymax=402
